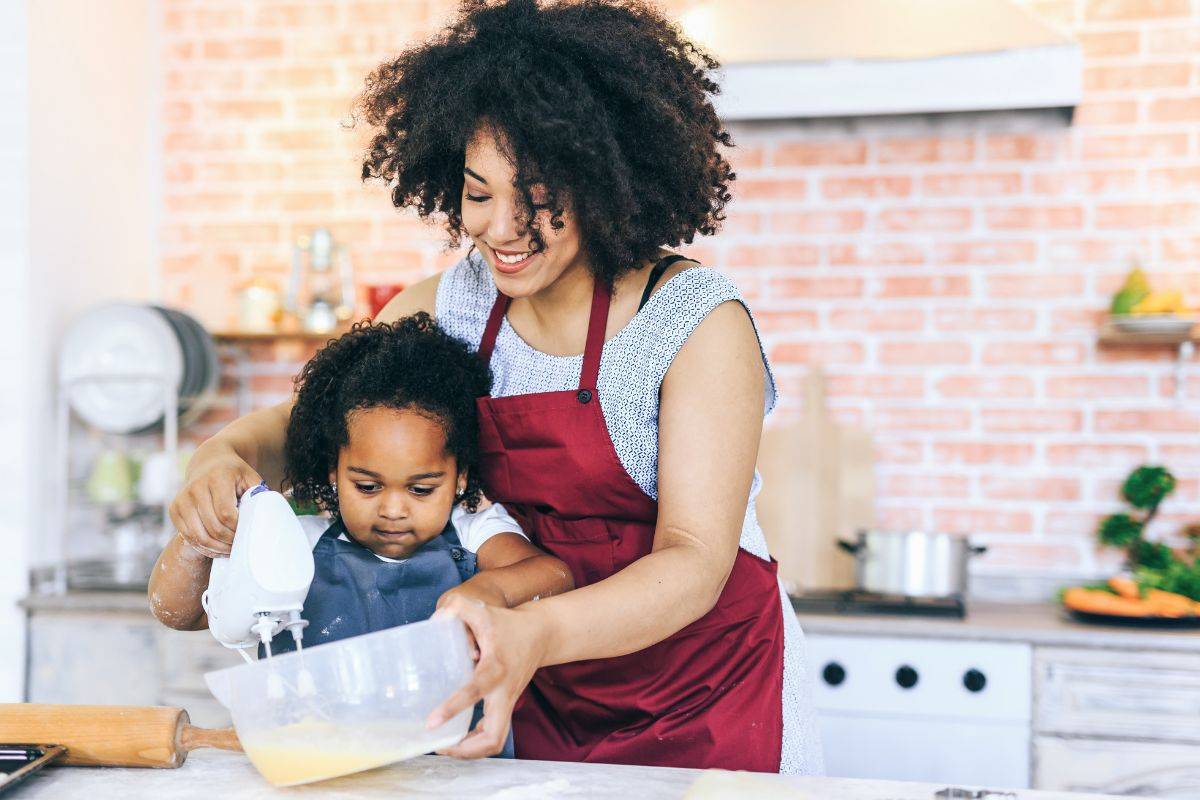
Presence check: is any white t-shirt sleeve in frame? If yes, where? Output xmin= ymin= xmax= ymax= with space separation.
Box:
xmin=451 ymin=502 xmax=528 ymax=554
xmin=296 ymin=514 xmax=332 ymax=551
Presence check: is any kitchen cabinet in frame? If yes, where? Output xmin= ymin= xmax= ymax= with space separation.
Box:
xmin=23 ymin=594 xmax=240 ymax=727
xmin=26 ymin=610 xmax=160 ymax=706
xmin=1034 ymin=737 xmax=1200 ymax=797
xmin=1035 ymin=647 xmax=1200 ymax=743
xmin=1034 ymin=648 xmax=1200 ymax=799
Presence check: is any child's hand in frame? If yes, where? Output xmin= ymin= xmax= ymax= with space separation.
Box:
xmin=436 ymin=584 xmax=503 ymax=663
xmin=437 ymin=581 xmax=507 ymax=612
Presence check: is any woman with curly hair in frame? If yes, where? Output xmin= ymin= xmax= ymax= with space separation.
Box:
xmin=168 ymin=0 xmax=822 ymax=774
xmin=150 ymin=316 xmax=574 ymax=758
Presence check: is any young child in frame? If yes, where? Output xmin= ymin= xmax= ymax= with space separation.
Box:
xmin=150 ymin=314 xmax=573 ymax=753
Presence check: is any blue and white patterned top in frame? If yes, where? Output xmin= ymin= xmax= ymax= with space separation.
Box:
xmin=435 ymin=250 xmax=824 ymax=775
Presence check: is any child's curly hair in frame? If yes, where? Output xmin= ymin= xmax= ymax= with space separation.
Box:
xmin=284 ymin=313 xmax=493 ymax=515
xmin=356 ymin=0 xmax=734 ymax=286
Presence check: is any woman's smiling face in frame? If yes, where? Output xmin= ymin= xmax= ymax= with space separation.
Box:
xmin=460 ymin=126 xmax=586 ymax=298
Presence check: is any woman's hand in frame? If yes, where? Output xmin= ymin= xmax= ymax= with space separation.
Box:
xmin=168 ymin=443 xmax=264 ymax=557
xmin=426 ymin=596 xmax=549 ymax=759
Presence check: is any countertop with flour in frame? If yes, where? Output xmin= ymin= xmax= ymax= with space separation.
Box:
xmin=14 ymin=750 xmax=1128 ymax=799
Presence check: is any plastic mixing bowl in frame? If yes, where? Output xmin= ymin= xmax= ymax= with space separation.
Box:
xmin=205 ymin=617 xmax=474 ymax=786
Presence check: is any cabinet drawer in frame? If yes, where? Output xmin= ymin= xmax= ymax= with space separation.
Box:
xmin=1035 ymin=736 xmax=1200 ymax=798
xmin=28 ymin=613 xmax=159 ymax=705
xmin=1035 ymin=647 xmax=1200 ymax=743
xmin=156 ymin=627 xmax=245 ymax=694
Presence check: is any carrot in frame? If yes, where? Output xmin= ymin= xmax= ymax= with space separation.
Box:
xmin=1143 ymin=589 xmax=1197 ymax=618
xmin=1108 ymin=576 xmax=1141 ymax=600
xmin=1063 ymin=587 xmax=1151 ymax=617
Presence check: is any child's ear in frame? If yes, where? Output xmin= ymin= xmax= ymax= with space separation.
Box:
xmin=456 ymin=471 xmax=467 ymax=499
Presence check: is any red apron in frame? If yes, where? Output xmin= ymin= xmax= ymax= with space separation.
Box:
xmin=475 ymin=277 xmax=785 ymax=772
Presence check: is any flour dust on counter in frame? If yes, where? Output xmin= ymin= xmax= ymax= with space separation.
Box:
xmin=686 ymin=769 xmax=810 ymax=798
xmin=13 ymin=751 xmax=1134 ymax=799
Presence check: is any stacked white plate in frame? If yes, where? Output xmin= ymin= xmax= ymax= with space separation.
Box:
xmin=59 ymin=303 xmax=219 ymax=434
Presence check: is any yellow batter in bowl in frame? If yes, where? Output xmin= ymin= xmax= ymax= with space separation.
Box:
xmin=240 ymin=719 xmax=461 ymax=786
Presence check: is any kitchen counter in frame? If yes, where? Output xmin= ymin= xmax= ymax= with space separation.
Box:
xmin=23 ymin=592 xmax=1200 ymax=653
xmin=794 ymin=600 xmax=1200 ymax=652
xmin=19 ymin=591 xmax=152 ymax=613
xmin=15 ymin=750 xmax=1126 ymax=799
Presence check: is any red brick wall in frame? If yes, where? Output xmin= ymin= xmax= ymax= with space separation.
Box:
xmin=162 ymin=0 xmax=1200 ymax=579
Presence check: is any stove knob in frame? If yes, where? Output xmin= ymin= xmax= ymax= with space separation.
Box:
xmin=895 ymin=665 xmax=919 ymax=689
xmin=822 ymin=661 xmax=846 ymax=687
xmin=963 ymin=668 xmax=987 ymax=693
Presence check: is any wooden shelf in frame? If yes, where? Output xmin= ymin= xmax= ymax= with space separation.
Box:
xmin=1097 ymin=319 xmax=1198 ymax=347
xmin=211 ymin=327 xmax=351 ymax=343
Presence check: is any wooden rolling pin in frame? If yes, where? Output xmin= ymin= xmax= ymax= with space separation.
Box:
xmin=0 ymin=704 xmax=242 ymax=768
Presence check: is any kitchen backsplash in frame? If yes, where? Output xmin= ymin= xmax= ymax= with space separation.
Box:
xmin=165 ymin=0 xmax=1200 ymax=581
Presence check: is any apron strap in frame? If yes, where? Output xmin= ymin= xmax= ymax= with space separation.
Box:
xmin=580 ymin=279 xmax=611 ymax=391
xmin=477 ymin=275 xmax=610 ymax=392
xmin=319 ymin=517 xmax=347 ymax=542
xmin=478 ymin=290 xmax=512 ymax=365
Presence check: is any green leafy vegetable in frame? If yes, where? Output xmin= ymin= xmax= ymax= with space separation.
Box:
xmin=1121 ymin=466 xmax=1176 ymax=511
xmin=1098 ymin=513 xmax=1143 ymax=548
xmin=1087 ymin=463 xmax=1200 ymax=601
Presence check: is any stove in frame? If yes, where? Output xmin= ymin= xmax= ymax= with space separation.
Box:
xmin=804 ymin=633 xmax=1032 ymax=787
xmin=790 ymin=589 xmax=966 ymax=618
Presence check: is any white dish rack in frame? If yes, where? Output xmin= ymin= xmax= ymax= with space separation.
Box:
xmin=39 ymin=303 xmax=217 ymax=593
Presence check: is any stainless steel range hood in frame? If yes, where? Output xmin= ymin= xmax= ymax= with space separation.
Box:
xmin=680 ymin=0 xmax=1082 ymax=121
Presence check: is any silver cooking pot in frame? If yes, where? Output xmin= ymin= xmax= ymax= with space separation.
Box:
xmin=837 ymin=529 xmax=987 ymax=598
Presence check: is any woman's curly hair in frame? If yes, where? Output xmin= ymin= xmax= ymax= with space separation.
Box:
xmin=284 ymin=313 xmax=493 ymax=515
xmin=357 ymin=0 xmax=734 ymax=285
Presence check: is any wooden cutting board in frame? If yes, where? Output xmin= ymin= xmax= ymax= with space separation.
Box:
xmin=755 ymin=368 xmax=875 ymax=593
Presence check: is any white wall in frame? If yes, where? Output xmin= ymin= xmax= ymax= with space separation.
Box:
xmin=0 ymin=0 xmax=160 ymax=699
xmin=0 ymin=0 xmax=32 ymax=702
xmin=27 ymin=0 xmax=160 ymax=557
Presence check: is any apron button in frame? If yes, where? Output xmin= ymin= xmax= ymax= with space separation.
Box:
xmin=577 ymin=389 xmax=593 ymax=404
xmin=451 ymin=548 xmax=463 ymax=561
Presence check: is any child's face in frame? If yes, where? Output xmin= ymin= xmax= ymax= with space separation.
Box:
xmin=332 ymin=406 xmax=465 ymax=560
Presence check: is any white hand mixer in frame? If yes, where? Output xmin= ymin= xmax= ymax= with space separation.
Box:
xmin=202 ymin=482 xmax=319 ymax=698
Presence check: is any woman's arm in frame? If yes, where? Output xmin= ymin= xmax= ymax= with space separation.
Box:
xmin=440 ymin=533 xmax=574 ymax=609
xmin=168 ymin=274 xmax=442 ymax=556
xmin=148 ymin=534 xmax=212 ymax=630
xmin=169 ymin=402 xmax=291 ymax=556
xmin=430 ymin=299 xmax=766 ymax=755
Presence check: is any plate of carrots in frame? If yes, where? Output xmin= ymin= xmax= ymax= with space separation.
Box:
xmin=1061 ymin=577 xmax=1200 ymax=628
